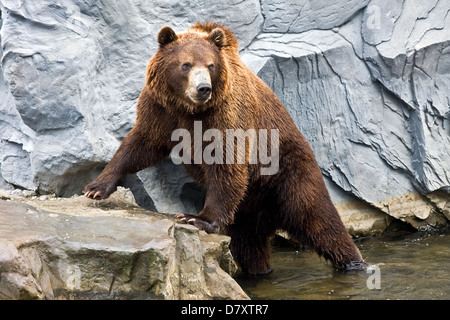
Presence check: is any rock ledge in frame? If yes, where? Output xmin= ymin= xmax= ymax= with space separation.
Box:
xmin=0 ymin=188 xmax=249 ymax=300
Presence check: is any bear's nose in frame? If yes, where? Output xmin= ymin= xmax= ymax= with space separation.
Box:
xmin=197 ymin=83 xmax=212 ymax=99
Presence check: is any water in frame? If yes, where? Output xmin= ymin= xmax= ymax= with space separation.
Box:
xmin=237 ymin=229 xmax=450 ymax=300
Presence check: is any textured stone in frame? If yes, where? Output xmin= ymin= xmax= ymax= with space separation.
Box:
xmin=0 ymin=189 xmax=248 ymax=300
xmin=361 ymin=0 xmax=450 ymax=193
xmin=261 ymin=0 xmax=370 ymax=33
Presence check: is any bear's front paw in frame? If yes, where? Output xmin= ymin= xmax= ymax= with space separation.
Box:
xmin=175 ymin=214 xmax=220 ymax=234
xmin=83 ymin=180 xmax=117 ymax=200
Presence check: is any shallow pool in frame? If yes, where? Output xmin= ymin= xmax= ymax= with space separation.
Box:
xmin=237 ymin=229 xmax=450 ymax=300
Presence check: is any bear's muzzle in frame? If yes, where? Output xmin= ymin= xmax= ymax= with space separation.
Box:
xmin=187 ymin=67 xmax=212 ymax=104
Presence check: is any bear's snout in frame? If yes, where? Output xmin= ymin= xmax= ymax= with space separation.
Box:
xmin=197 ymin=83 xmax=212 ymax=100
xmin=186 ymin=67 xmax=212 ymax=104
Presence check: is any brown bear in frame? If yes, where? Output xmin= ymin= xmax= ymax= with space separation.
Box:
xmin=83 ymin=22 xmax=365 ymax=275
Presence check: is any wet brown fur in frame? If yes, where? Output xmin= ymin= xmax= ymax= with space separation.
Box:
xmin=83 ymin=22 xmax=365 ymax=275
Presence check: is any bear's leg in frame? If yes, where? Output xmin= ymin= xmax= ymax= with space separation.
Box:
xmin=227 ymin=210 xmax=277 ymax=276
xmin=176 ymin=163 xmax=249 ymax=233
xmin=83 ymin=127 xmax=169 ymax=199
xmin=278 ymin=170 xmax=365 ymax=270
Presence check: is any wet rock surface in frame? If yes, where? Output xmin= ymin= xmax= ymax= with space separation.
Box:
xmin=0 ymin=188 xmax=248 ymax=300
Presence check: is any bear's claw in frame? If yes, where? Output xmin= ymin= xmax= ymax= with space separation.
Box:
xmin=175 ymin=214 xmax=219 ymax=234
xmin=84 ymin=190 xmax=102 ymax=199
xmin=83 ymin=180 xmax=117 ymax=200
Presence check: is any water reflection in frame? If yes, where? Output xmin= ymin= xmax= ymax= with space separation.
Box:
xmin=237 ymin=229 xmax=450 ymax=300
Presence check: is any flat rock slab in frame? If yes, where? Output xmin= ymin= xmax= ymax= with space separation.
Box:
xmin=0 ymin=190 xmax=248 ymax=300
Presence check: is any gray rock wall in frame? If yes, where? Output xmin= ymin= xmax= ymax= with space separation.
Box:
xmin=1 ymin=1 xmax=449 ymax=233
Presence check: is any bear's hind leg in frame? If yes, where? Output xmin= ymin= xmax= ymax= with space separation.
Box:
xmin=278 ymin=174 xmax=365 ymax=271
xmin=227 ymin=210 xmax=277 ymax=276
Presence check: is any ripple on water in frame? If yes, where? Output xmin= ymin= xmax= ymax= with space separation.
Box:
xmin=237 ymin=229 xmax=450 ymax=300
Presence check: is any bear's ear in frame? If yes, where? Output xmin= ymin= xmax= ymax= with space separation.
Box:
xmin=158 ymin=26 xmax=178 ymax=47
xmin=207 ymin=28 xmax=227 ymax=48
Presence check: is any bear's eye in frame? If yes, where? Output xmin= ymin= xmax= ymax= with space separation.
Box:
xmin=182 ymin=63 xmax=191 ymax=71
xmin=208 ymin=64 xmax=215 ymax=72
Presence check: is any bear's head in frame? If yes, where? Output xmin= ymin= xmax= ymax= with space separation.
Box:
xmin=148 ymin=23 xmax=234 ymax=114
